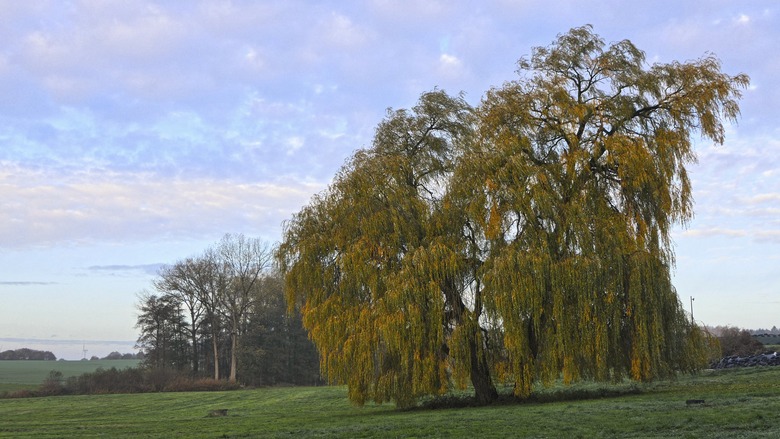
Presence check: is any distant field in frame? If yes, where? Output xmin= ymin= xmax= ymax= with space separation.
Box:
xmin=0 ymin=360 xmax=140 ymax=392
xmin=1 ymin=367 xmax=779 ymax=438
xmin=753 ymin=334 xmax=780 ymax=345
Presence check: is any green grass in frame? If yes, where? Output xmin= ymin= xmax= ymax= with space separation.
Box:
xmin=1 ymin=367 xmax=779 ymax=438
xmin=0 ymin=360 xmax=140 ymax=392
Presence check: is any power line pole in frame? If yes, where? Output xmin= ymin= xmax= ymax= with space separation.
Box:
xmin=690 ymin=296 xmax=695 ymax=323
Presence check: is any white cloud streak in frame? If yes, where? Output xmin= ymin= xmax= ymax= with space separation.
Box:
xmin=0 ymin=164 xmax=322 ymax=249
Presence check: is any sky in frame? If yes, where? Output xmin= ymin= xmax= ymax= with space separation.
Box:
xmin=0 ymin=1 xmax=778 ymax=360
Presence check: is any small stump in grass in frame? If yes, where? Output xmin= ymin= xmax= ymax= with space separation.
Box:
xmin=207 ymin=409 xmax=229 ymax=417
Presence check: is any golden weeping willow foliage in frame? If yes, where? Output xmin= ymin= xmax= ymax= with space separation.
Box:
xmin=277 ymin=26 xmax=747 ymax=407
xmin=452 ymin=25 xmax=747 ymax=397
xmin=277 ymin=90 xmax=481 ymax=407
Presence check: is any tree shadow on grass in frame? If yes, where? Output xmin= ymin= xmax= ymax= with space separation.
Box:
xmin=408 ymin=383 xmax=643 ymax=411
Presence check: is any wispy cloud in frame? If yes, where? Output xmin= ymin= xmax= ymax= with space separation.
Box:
xmin=0 ymin=165 xmax=324 ymax=248
xmin=0 ymin=337 xmax=134 ymax=345
xmin=0 ymin=281 xmax=57 ymax=286
xmin=680 ymin=228 xmax=747 ymax=239
xmin=87 ymin=264 xmax=165 ymax=276
xmin=741 ymin=193 xmax=780 ymax=205
xmin=0 ymin=0 xmax=778 ymax=335
xmin=754 ymin=230 xmax=780 ymax=244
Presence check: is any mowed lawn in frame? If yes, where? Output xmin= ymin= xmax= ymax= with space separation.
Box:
xmin=1 ymin=367 xmax=779 ymax=438
xmin=0 ymin=360 xmax=140 ymax=392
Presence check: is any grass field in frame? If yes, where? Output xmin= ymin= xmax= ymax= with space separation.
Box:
xmin=1 ymin=367 xmax=779 ymax=438
xmin=0 ymin=360 xmax=140 ymax=392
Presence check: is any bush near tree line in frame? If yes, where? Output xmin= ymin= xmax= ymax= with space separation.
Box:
xmin=715 ymin=326 xmax=766 ymax=357
xmin=2 ymin=367 xmax=242 ymax=399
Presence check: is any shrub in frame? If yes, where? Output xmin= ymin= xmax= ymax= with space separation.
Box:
xmin=38 ymin=370 xmax=65 ymax=396
xmin=2 ymin=366 xmax=245 ymax=400
xmin=7 ymin=389 xmax=35 ymax=398
xmin=64 ymin=367 xmax=150 ymax=394
xmin=718 ymin=326 xmax=765 ymax=356
xmin=164 ymin=377 xmax=241 ymax=392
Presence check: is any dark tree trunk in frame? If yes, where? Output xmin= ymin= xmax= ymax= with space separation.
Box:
xmin=469 ymin=331 xmax=498 ymax=405
xmin=190 ymin=324 xmax=199 ymax=374
xmin=229 ymin=329 xmax=238 ymax=383
xmin=443 ymin=276 xmax=498 ymax=405
xmin=212 ymin=332 xmax=220 ymax=380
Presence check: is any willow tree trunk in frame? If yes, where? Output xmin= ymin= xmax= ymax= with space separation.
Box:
xmin=446 ymin=278 xmax=498 ymax=405
xmin=469 ymin=328 xmax=498 ymax=404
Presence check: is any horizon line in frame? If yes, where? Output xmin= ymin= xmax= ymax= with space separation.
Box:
xmin=0 ymin=337 xmax=136 ymax=346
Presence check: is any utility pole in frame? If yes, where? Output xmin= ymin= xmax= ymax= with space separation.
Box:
xmin=690 ymin=296 xmax=695 ymax=323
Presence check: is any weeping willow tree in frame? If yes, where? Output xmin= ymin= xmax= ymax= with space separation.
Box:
xmin=277 ymin=26 xmax=748 ymax=407
xmin=277 ymin=90 xmax=488 ymax=407
xmin=452 ymin=25 xmax=747 ymax=398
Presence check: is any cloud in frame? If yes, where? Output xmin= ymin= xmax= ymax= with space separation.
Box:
xmin=0 ymin=281 xmax=57 ymax=286
xmin=285 ymin=136 xmax=305 ymax=155
xmin=439 ymin=53 xmax=461 ymax=68
xmin=0 ymin=1 xmax=777 ymax=254
xmin=680 ymin=228 xmax=747 ymax=239
xmin=680 ymin=227 xmax=780 ymax=244
xmin=11 ymin=3 xmax=190 ymax=103
xmin=87 ymin=264 xmax=165 ymax=276
xmin=368 ymin=0 xmax=450 ymax=25
xmin=0 ymin=337 xmax=134 ymax=345
xmin=320 ymin=12 xmax=373 ymax=48
xmin=0 ymin=164 xmax=324 ymax=249
xmin=0 ymin=92 xmax=367 ymax=183
xmin=741 ymin=193 xmax=780 ymax=205
xmin=754 ymin=230 xmax=780 ymax=243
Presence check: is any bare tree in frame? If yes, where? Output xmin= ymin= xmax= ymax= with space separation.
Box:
xmin=215 ymin=233 xmax=273 ymax=382
xmin=154 ymin=253 xmax=228 ymax=380
xmin=155 ymin=260 xmax=207 ymax=374
xmin=142 ymin=233 xmax=273 ymax=382
xmin=194 ymin=251 xmax=229 ymax=380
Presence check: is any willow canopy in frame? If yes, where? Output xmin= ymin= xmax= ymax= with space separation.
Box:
xmin=277 ymin=26 xmax=748 ymax=407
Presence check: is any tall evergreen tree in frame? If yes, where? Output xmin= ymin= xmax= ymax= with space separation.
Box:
xmin=135 ymin=292 xmax=189 ymax=370
xmin=154 ymin=260 xmax=206 ymax=374
xmin=238 ymin=273 xmax=321 ymax=386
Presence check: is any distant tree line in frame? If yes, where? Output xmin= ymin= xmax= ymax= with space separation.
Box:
xmin=706 ymin=325 xmax=780 ymax=337
xmin=0 ymin=348 xmax=56 ymax=361
xmin=135 ymin=233 xmax=320 ymax=387
xmin=748 ymin=326 xmax=780 ymax=335
xmin=88 ymin=352 xmax=142 ymax=361
xmin=102 ymin=351 xmax=142 ymax=360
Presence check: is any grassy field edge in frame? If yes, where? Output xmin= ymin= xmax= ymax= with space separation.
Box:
xmin=0 ymin=360 xmax=141 ymax=392
xmin=1 ymin=367 xmax=779 ymax=438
